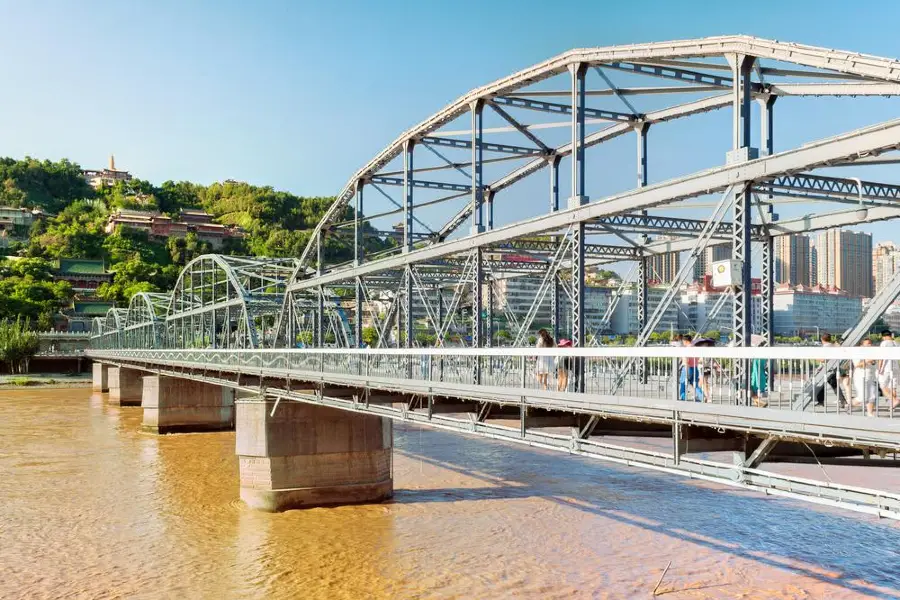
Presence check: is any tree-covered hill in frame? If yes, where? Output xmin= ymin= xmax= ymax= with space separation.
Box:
xmin=0 ymin=157 xmax=389 ymax=319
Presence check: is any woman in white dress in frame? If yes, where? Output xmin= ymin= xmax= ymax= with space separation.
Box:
xmin=536 ymin=329 xmax=555 ymax=390
xmin=852 ymin=338 xmax=878 ymax=416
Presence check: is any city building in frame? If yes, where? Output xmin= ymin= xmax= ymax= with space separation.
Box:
xmin=82 ymin=155 xmax=133 ymax=189
xmin=812 ymin=228 xmax=873 ymax=298
xmin=772 ymin=283 xmax=862 ymax=336
xmin=609 ymin=286 xmax=680 ymax=335
xmin=648 ymin=251 xmax=680 ymax=284
xmin=52 ymin=259 xmax=114 ymax=295
xmin=774 ymin=233 xmax=811 ymax=286
xmin=693 ymin=243 xmax=730 ymax=281
xmin=679 ymin=275 xmax=762 ymax=335
xmin=882 ymin=304 xmax=900 ymax=333
xmin=873 ymin=241 xmax=900 ymax=294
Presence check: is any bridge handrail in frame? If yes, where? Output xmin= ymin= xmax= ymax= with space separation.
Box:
xmin=87 ymin=346 xmax=900 ymax=360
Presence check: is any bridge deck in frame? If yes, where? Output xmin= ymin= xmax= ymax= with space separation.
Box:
xmin=88 ymin=347 xmax=900 ymax=520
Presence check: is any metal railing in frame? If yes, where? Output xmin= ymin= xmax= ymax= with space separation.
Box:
xmin=88 ymin=346 xmax=900 ymax=420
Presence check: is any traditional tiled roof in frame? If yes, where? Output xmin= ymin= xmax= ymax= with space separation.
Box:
xmin=73 ymin=301 xmax=114 ymax=316
xmin=56 ymin=259 xmax=108 ymax=275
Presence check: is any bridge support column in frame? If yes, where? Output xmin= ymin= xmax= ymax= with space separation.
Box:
xmin=235 ymin=398 xmax=393 ymax=512
xmin=107 ymin=366 xmax=142 ymax=406
xmin=141 ymin=375 xmax=235 ymax=434
xmin=92 ymin=362 xmax=108 ymax=392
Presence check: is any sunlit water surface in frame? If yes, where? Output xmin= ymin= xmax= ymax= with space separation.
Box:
xmin=1 ymin=388 xmax=898 ymax=599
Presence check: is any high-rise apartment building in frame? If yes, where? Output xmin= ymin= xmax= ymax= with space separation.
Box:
xmin=648 ymin=251 xmax=680 ymax=284
xmin=873 ymin=241 xmax=900 ymax=294
xmin=693 ymin=243 xmax=731 ymax=281
xmin=812 ymin=229 xmax=873 ymax=298
xmin=774 ymin=234 xmax=811 ymax=286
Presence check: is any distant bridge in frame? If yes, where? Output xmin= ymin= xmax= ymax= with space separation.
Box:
xmin=89 ymin=36 xmax=900 ymax=516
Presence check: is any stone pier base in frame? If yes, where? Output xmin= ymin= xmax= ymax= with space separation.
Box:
xmin=236 ymin=398 xmax=393 ymax=512
xmin=142 ymin=375 xmax=235 ymax=434
xmin=92 ymin=363 xmax=108 ymax=392
xmin=107 ymin=366 xmax=143 ymax=406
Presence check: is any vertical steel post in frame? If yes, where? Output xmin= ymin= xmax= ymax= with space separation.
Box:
xmin=731 ymin=54 xmax=755 ymax=394
xmin=401 ymin=141 xmax=415 ymax=350
xmin=403 ymin=141 xmax=415 ymax=252
xmin=316 ymin=230 xmax=324 ymax=348
xmin=354 ymin=180 xmax=364 ymax=266
xmin=760 ymin=95 xmax=776 ymax=383
xmin=404 ymin=266 xmax=413 ymax=349
xmin=436 ymin=285 xmax=445 ymax=346
xmin=569 ymin=62 xmax=588 ymax=392
xmin=636 ymin=122 xmax=650 ymax=383
xmin=436 ymin=285 xmax=444 ymax=382
xmin=569 ymin=63 xmax=588 ymax=206
xmin=486 ymin=276 xmax=494 ymax=348
xmin=471 ymin=100 xmax=485 ymax=235
xmin=550 ymin=155 xmax=561 ymax=343
xmin=355 ymin=277 xmax=363 ymax=348
xmin=473 ymin=247 xmax=483 ymax=384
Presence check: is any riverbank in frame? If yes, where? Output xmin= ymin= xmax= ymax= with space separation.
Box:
xmin=0 ymin=374 xmax=91 ymax=389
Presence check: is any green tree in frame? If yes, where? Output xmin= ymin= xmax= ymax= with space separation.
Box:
xmin=0 ymin=318 xmax=40 ymax=373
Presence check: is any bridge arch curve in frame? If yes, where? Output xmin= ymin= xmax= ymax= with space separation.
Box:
xmin=89 ymin=308 xmax=127 ymax=349
xmin=123 ymin=292 xmax=170 ymax=349
xmin=283 ymin=35 xmax=900 ymax=350
xmin=166 ymin=254 xmax=298 ymax=349
xmin=297 ymin=34 xmax=900 ymax=271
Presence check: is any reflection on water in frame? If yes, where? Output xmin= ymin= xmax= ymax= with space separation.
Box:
xmin=1 ymin=388 xmax=898 ymax=599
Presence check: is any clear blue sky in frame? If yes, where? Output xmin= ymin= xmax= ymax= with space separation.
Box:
xmin=4 ymin=0 xmax=900 ymax=229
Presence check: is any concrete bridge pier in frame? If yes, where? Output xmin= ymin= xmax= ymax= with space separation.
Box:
xmin=92 ymin=363 xmax=108 ymax=392
xmin=141 ymin=375 xmax=235 ymax=434
xmin=107 ymin=366 xmax=143 ymax=406
xmin=235 ymin=398 xmax=393 ymax=512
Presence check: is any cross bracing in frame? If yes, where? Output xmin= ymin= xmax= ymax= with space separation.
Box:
xmin=91 ymin=36 xmax=900 ymax=385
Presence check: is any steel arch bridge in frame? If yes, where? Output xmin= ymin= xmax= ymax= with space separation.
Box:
xmin=165 ymin=255 xmax=299 ymax=350
xmin=122 ymin=292 xmax=170 ymax=349
xmin=98 ymin=35 xmax=900 ymax=364
xmin=87 ymin=36 xmax=900 ymax=519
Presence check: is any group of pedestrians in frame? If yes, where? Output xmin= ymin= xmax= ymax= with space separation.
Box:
xmin=821 ymin=330 xmax=899 ymax=416
xmin=535 ymin=328 xmax=573 ymax=391
xmin=675 ymin=333 xmax=768 ymax=405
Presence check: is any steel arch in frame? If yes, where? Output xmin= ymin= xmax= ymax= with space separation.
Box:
xmin=298 ymin=34 xmax=900 ymax=269
xmin=166 ymin=255 xmax=298 ymax=349
xmin=123 ymin=292 xmax=170 ymax=349
xmin=279 ymin=34 xmax=900 ymax=356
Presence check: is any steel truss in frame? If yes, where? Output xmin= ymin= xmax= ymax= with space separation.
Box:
xmin=164 ymin=255 xmax=298 ymax=350
xmin=95 ymin=36 xmax=900 ymax=388
xmin=90 ymin=37 xmax=900 ymax=520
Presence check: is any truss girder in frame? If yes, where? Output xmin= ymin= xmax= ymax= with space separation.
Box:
xmin=491 ymin=95 xmax=636 ymax=122
xmin=167 ymin=255 xmax=298 ymax=350
xmin=437 ymin=93 xmax=733 ymax=240
xmin=759 ymin=173 xmax=900 ymax=203
xmin=300 ymin=35 xmax=900 ymax=268
xmin=419 ymin=136 xmax=542 ymax=157
xmin=368 ymin=175 xmax=472 ymax=193
xmin=292 ymin=114 xmax=900 ymax=293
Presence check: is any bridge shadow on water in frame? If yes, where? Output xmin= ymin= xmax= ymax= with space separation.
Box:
xmin=392 ymin=425 xmax=900 ymax=598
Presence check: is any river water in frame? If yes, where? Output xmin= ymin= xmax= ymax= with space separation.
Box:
xmin=1 ymin=388 xmax=899 ymax=599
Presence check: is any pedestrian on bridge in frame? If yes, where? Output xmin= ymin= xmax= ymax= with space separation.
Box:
xmin=536 ymin=329 xmax=555 ymax=391
xmin=556 ymin=338 xmax=572 ymax=392
xmin=679 ymin=335 xmax=699 ymax=401
xmin=852 ymin=338 xmax=878 ymax=416
xmin=877 ymin=330 xmax=899 ymax=410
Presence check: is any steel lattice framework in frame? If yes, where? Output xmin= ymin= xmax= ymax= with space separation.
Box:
xmin=95 ymin=36 xmax=900 ymax=371
xmin=123 ymin=292 xmax=170 ymax=349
